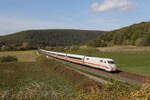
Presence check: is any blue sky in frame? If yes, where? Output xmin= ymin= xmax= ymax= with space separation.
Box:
xmin=0 ymin=0 xmax=150 ymax=35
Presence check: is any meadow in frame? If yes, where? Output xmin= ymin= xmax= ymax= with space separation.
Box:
xmin=1 ymin=48 xmax=149 ymax=76
xmin=0 ymin=50 xmax=37 ymax=62
xmin=0 ymin=62 xmax=77 ymax=99
xmin=0 ymin=52 xmax=149 ymax=99
xmin=59 ymin=46 xmax=150 ymax=76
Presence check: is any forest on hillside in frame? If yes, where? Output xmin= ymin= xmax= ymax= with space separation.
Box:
xmin=0 ymin=29 xmax=104 ymax=51
xmin=0 ymin=21 xmax=150 ymax=51
xmin=87 ymin=22 xmax=150 ymax=47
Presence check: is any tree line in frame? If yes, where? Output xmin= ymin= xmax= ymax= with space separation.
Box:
xmin=87 ymin=22 xmax=150 ymax=47
xmin=0 ymin=29 xmax=104 ymax=51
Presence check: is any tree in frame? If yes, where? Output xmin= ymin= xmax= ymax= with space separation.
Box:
xmin=135 ymin=33 xmax=150 ymax=46
xmin=87 ymin=38 xmax=107 ymax=47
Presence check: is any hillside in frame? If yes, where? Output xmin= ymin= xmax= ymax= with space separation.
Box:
xmin=0 ymin=29 xmax=104 ymax=50
xmin=1 ymin=21 xmax=150 ymax=51
xmin=87 ymin=21 xmax=150 ymax=47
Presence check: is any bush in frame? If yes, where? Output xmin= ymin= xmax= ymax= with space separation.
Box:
xmin=0 ymin=56 xmax=18 ymax=63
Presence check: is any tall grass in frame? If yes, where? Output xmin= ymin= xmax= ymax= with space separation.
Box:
xmin=0 ymin=61 xmax=76 ymax=99
xmin=0 ymin=56 xmax=149 ymax=100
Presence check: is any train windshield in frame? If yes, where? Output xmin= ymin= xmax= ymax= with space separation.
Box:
xmin=108 ymin=61 xmax=114 ymax=64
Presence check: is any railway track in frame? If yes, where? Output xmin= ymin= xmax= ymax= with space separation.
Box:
xmin=39 ymin=51 xmax=150 ymax=86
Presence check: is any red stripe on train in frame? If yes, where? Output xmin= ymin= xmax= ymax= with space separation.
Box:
xmin=47 ymin=54 xmax=109 ymax=70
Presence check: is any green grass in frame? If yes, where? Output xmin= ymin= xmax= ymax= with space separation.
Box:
xmin=0 ymin=56 xmax=148 ymax=100
xmin=0 ymin=50 xmax=37 ymax=62
xmin=0 ymin=62 xmax=77 ymax=99
xmin=1 ymin=48 xmax=150 ymax=76
xmin=66 ymin=48 xmax=150 ymax=76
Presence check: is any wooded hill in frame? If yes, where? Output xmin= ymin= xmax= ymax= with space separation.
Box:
xmin=1 ymin=21 xmax=150 ymax=51
xmin=87 ymin=22 xmax=150 ymax=47
xmin=0 ymin=29 xmax=104 ymax=50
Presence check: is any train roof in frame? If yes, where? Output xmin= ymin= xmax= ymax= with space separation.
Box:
xmin=40 ymin=49 xmax=114 ymax=61
xmin=56 ymin=52 xmax=66 ymax=55
xmin=67 ymin=53 xmax=84 ymax=58
xmin=91 ymin=57 xmax=114 ymax=61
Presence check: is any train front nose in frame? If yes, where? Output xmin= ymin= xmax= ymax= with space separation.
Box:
xmin=110 ymin=64 xmax=117 ymax=71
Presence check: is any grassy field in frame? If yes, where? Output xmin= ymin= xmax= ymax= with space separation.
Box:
xmin=0 ymin=48 xmax=150 ymax=76
xmin=64 ymin=47 xmax=150 ymax=76
xmin=0 ymin=54 xmax=149 ymax=99
xmin=0 ymin=62 xmax=76 ymax=99
xmin=0 ymin=50 xmax=37 ymax=62
xmin=1 ymin=56 xmax=148 ymax=100
xmin=97 ymin=46 xmax=150 ymax=52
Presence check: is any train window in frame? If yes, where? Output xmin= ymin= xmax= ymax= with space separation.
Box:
xmin=57 ymin=54 xmax=65 ymax=57
xmin=108 ymin=61 xmax=114 ymax=64
xmin=68 ymin=56 xmax=82 ymax=60
xmin=86 ymin=58 xmax=89 ymax=60
xmin=100 ymin=60 xmax=103 ymax=62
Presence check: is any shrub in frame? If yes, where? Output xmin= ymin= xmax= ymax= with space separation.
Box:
xmin=0 ymin=56 xmax=18 ymax=63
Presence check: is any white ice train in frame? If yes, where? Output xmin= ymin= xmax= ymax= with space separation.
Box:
xmin=39 ymin=49 xmax=117 ymax=72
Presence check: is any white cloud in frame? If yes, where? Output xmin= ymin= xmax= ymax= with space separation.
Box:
xmin=91 ymin=0 xmax=135 ymax=12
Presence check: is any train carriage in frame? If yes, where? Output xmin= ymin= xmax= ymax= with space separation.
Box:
xmin=66 ymin=54 xmax=84 ymax=64
xmin=39 ymin=49 xmax=117 ymax=72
